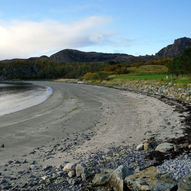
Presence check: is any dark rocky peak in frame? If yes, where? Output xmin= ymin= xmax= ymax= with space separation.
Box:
xmin=156 ymin=37 xmax=191 ymax=58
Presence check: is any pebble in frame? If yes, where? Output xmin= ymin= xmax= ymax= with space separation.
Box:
xmin=157 ymin=153 xmax=191 ymax=181
xmin=0 ymin=144 xmax=5 ymax=148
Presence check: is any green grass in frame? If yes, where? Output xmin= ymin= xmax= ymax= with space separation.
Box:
xmin=114 ymin=74 xmax=167 ymax=80
xmin=110 ymin=65 xmax=191 ymax=83
xmin=126 ymin=65 xmax=168 ymax=75
xmin=109 ymin=74 xmax=191 ymax=86
xmin=168 ymin=77 xmax=191 ymax=84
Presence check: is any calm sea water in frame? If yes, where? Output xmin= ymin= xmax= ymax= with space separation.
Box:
xmin=0 ymin=82 xmax=52 ymax=116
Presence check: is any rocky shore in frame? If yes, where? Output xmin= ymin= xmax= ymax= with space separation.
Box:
xmin=101 ymin=79 xmax=191 ymax=103
xmin=1 ymin=81 xmax=191 ymax=190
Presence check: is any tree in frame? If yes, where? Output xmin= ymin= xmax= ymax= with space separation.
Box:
xmin=167 ymin=48 xmax=191 ymax=77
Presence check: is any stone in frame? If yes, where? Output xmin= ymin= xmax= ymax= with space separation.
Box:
xmin=174 ymin=144 xmax=188 ymax=151
xmin=43 ymin=165 xmax=53 ymax=171
xmin=63 ymin=163 xmax=75 ymax=172
xmin=76 ymin=163 xmax=86 ymax=178
xmin=81 ymin=169 xmax=89 ymax=181
xmin=92 ymin=170 xmax=112 ymax=186
xmin=155 ymin=143 xmax=174 ymax=153
xmin=15 ymin=160 xmax=21 ymax=164
xmin=178 ymin=174 xmax=191 ymax=191
xmin=68 ymin=177 xmax=79 ymax=185
xmin=136 ymin=143 xmax=144 ymax=151
xmin=109 ymin=165 xmax=133 ymax=191
xmin=144 ymin=142 xmax=152 ymax=151
xmin=57 ymin=171 xmax=64 ymax=176
xmin=51 ymin=173 xmax=57 ymax=179
xmin=31 ymin=160 xmax=37 ymax=165
xmin=68 ymin=170 xmax=75 ymax=178
xmin=0 ymin=144 xmax=5 ymax=148
xmin=125 ymin=166 xmax=177 ymax=191
xmin=41 ymin=176 xmax=48 ymax=181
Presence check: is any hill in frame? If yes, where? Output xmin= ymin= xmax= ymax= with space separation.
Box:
xmin=50 ymin=49 xmax=131 ymax=63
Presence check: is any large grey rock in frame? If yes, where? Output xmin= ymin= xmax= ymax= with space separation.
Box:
xmin=109 ymin=165 xmax=133 ymax=191
xmin=125 ymin=166 xmax=177 ymax=191
xmin=155 ymin=143 xmax=174 ymax=153
xmin=178 ymin=174 xmax=191 ymax=191
xmin=92 ymin=170 xmax=112 ymax=186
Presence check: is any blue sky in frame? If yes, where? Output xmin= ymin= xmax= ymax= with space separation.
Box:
xmin=0 ymin=0 xmax=190 ymax=59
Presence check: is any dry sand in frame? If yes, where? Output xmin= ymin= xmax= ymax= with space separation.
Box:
xmin=0 ymin=81 xmax=186 ymax=168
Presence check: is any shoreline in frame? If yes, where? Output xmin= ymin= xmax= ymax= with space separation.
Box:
xmin=0 ymin=81 xmax=190 ymax=190
xmin=0 ymin=82 xmax=53 ymax=116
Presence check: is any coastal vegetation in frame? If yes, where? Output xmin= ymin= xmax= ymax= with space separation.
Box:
xmin=82 ymin=48 xmax=191 ymax=85
xmin=0 ymin=37 xmax=191 ymax=85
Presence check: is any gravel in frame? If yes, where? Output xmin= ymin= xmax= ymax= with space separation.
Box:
xmin=157 ymin=152 xmax=191 ymax=181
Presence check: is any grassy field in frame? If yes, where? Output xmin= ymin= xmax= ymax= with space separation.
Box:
xmin=110 ymin=65 xmax=168 ymax=81
xmin=109 ymin=75 xmax=191 ymax=84
xmin=114 ymin=74 xmax=167 ymax=80
xmin=126 ymin=65 xmax=168 ymax=75
xmin=107 ymin=65 xmax=191 ymax=84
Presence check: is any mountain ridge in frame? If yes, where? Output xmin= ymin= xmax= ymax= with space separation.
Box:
xmin=1 ymin=37 xmax=191 ymax=64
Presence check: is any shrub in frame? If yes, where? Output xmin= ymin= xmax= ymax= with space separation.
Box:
xmin=83 ymin=72 xmax=109 ymax=81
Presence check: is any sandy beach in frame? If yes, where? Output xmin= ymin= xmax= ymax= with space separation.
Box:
xmin=0 ymin=81 xmax=187 ymax=190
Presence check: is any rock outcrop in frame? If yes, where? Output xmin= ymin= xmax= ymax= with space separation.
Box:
xmin=156 ymin=37 xmax=191 ymax=58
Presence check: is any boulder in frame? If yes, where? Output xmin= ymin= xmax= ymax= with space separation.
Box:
xmin=76 ymin=163 xmax=86 ymax=178
xmin=92 ymin=170 xmax=112 ymax=186
xmin=125 ymin=166 xmax=177 ymax=191
xmin=109 ymin=165 xmax=133 ymax=191
xmin=178 ymin=174 xmax=191 ymax=191
xmin=155 ymin=143 xmax=174 ymax=153
xmin=63 ymin=163 xmax=75 ymax=172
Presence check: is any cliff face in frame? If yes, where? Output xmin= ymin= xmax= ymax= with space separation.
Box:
xmin=156 ymin=37 xmax=191 ymax=58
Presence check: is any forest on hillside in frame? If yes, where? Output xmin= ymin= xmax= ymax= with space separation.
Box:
xmin=0 ymin=48 xmax=190 ymax=80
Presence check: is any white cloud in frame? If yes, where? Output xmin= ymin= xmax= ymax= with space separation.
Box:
xmin=0 ymin=16 xmax=112 ymax=59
